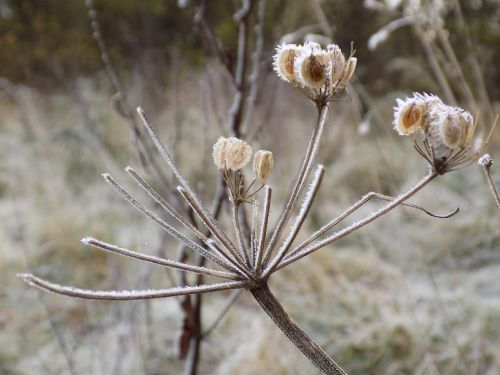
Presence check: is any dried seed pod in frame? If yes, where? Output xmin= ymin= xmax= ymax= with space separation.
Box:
xmin=393 ymin=100 xmax=427 ymax=136
xmin=429 ymin=105 xmax=473 ymax=149
xmin=393 ymin=93 xmax=443 ymax=136
xmin=340 ymin=57 xmax=357 ymax=86
xmin=253 ymin=150 xmax=274 ymax=183
xmin=273 ymin=44 xmax=300 ymax=83
xmin=226 ymin=138 xmax=253 ymax=171
xmin=439 ymin=113 xmax=465 ymax=149
xmin=294 ymin=49 xmax=330 ymax=88
xmin=213 ymin=136 xmax=230 ymax=170
xmin=327 ymin=44 xmax=345 ymax=84
xmin=458 ymin=111 xmax=475 ymax=148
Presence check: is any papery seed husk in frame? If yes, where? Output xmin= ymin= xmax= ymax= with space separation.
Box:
xmin=213 ymin=136 xmax=230 ymax=170
xmin=327 ymin=44 xmax=345 ymax=84
xmin=253 ymin=150 xmax=274 ymax=183
xmin=296 ymin=52 xmax=330 ymax=88
xmin=226 ymin=138 xmax=253 ymax=171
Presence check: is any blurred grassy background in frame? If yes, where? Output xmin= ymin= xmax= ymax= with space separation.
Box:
xmin=0 ymin=0 xmax=499 ymax=374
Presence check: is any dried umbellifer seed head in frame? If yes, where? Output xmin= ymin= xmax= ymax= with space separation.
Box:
xmin=273 ymin=44 xmax=300 ymax=83
xmin=327 ymin=44 xmax=345 ymax=84
xmin=212 ymin=136 xmax=230 ymax=170
xmin=226 ymin=138 xmax=253 ymax=171
xmin=253 ymin=150 xmax=274 ymax=183
xmin=295 ymin=50 xmax=330 ymax=88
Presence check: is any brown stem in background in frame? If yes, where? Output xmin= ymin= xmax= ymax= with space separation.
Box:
xmin=413 ymin=24 xmax=457 ymax=106
xmin=182 ymin=3 xmax=259 ymax=372
xmin=251 ymin=283 xmax=347 ymax=375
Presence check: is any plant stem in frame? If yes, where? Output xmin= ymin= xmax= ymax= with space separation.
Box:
xmin=251 ymin=283 xmax=347 ymax=375
xmin=482 ymin=164 xmax=500 ymax=210
xmin=278 ymin=171 xmax=438 ymax=270
xmin=262 ymin=105 xmax=329 ymax=268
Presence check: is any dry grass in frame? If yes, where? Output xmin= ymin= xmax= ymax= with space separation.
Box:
xmin=0 ymin=66 xmax=499 ymax=374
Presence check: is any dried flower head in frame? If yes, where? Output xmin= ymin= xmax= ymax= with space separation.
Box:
xmin=225 ymin=137 xmax=253 ymax=171
xmin=253 ymin=150 xmax=274 ymax=183
xmin=394 ymin=93 xmax=498 ymax=174
xmin=273 ymin=43 xmax=299 ymax=83
xmin=273 ymin=41 xmax=356 ymax=106
xmin=213 ymin=136 xmax=231 ymax=169
xmin=393 ymin=93 xmax=443 ymax=135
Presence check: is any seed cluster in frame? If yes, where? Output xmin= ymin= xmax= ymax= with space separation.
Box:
xmin=273 ymin=42 xmax=356 ymax=104
xmin=393 ymin=93 xmax=494 ymax=174
xmin=213 ymin=136 xmax=273 ymax=202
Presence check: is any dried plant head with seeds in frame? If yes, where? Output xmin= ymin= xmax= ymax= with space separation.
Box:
xmin=21 ymin=37 xmax=497 ymax=374
xmin=273 ymin=41 xmax=356 ymax=106
xmin=394 ymin=92 xmax=498 ymax=175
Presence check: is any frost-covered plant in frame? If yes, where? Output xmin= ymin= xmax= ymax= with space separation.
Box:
xmin=478 ymin=154 xmax=500 ymax=210
xmin=20 ymin=42 xmax=495 ymax=375
xmin=393 ymin=92 xmax=497 ymax=175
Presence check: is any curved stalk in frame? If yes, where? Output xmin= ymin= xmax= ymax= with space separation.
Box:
xmin=277 ymin=171 xmax=438 ymax=270
xmin=251 ymin=283 xmax=346 ymax=375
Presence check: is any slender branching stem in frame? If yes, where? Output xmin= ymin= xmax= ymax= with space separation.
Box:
xmin=250 ymin=200 xmax=258 ymax=267
xmin=232 ymin=202 xmax=251 ymax=266
xmin=102 ymin=173 xmax=232 ymax=270
xmin=19 ymin=273 xmax=247 ymax=301
xmin=81 ymin=237 xmax=240 ymax=280
xmin=481 ymin=161 xmax=500 ymax=210
xmin=125 ymin=166 xmax=204 ymax=239
xmin=255 ymin=186 xmax=272 ymax=273
xmin=265 ymin=165 xmax=325 ymax=276
xmin=262 ymin=105 xmax=330 ymax=265
xmin=137 ymin=108 xmax=241 ymax=259
xmin=124 ymin=166 xmax=243 ymax=274
xmin=287 ymin=190 xmax=459 ymax=260
xmin=251 ymin=283 xmax=347 ymax=375
xmin=276 ymin=172 xmax=438 ymax=270
xmin=177 ymin=187 xmax=250 ymax=274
